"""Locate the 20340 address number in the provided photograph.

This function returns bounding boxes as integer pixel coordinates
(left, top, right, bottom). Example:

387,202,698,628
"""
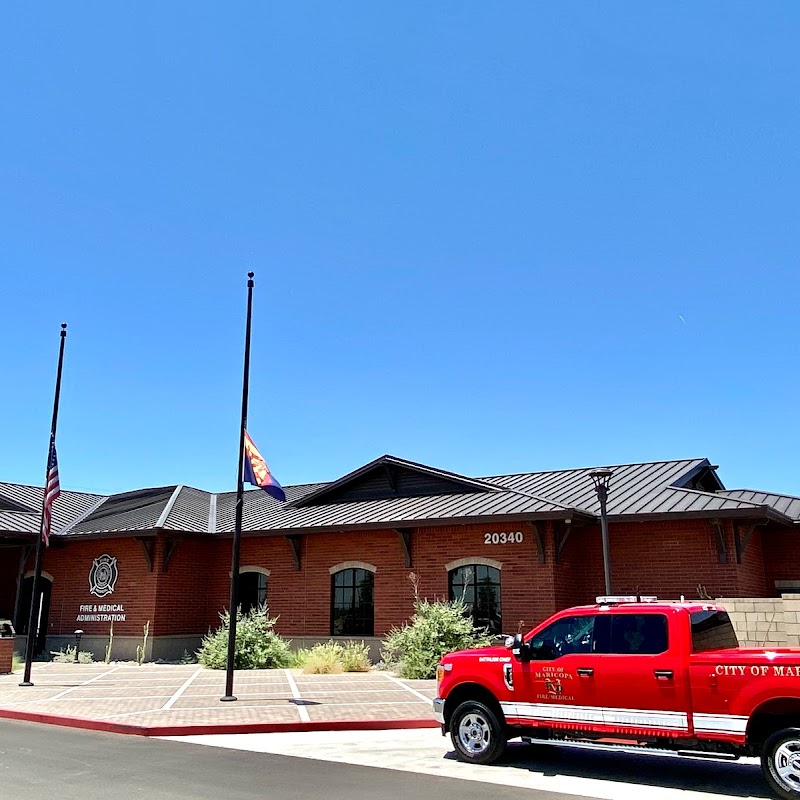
484,531,524,545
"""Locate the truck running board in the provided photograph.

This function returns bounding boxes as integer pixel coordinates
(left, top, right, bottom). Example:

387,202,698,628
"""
520,738,740,762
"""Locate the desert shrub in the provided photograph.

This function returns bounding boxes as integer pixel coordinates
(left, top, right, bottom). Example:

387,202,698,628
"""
298,640,372,673
197,606,292,670
381,598,493,679
51,646,94,664
302,641,344,674
340,640,371,672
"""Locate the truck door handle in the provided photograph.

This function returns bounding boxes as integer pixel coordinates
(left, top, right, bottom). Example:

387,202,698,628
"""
654,670,674,680
576,668,594,677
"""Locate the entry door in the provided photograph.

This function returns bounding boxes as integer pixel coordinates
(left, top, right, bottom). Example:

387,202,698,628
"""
592,612,690,736
511,614,602,730
17,576,52,655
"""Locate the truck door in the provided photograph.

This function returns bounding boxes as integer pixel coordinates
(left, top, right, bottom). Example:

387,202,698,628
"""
593,610,690,736
511,613,604,730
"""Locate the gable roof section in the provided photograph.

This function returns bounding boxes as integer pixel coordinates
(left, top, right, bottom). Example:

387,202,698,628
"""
483,458,713,516
291,455,502,508
68,486,179,534
0,482,105,538
718,489,800,522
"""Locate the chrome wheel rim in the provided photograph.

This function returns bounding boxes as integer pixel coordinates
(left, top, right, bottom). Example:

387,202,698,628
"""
773,739,800,790
457,711,491,756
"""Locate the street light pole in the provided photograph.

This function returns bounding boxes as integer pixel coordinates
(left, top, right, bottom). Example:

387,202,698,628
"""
589,468,614,596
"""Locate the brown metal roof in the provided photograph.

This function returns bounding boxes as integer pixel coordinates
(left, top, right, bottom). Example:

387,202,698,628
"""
0,456,794,539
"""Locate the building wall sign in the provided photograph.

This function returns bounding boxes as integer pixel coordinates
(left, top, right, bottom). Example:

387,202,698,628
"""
77,603,126,623
89,554,119,598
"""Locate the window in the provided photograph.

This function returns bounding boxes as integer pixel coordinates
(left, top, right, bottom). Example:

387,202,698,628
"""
449,564,502,635
531,615,596,660
609,613,668,655
331,568,374,636
691,610,739,652
239,571,267,614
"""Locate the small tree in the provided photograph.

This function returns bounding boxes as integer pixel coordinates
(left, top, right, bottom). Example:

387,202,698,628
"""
197,606,292,670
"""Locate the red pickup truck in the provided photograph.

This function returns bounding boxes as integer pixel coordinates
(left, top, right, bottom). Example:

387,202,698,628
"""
433,597,800,800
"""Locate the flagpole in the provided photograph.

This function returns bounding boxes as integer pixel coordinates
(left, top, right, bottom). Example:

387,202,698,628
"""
222,273,254,702
21,323,67,687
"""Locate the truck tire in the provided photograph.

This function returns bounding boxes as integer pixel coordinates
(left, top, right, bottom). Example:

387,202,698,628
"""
762,727,800,799
450,700,507,765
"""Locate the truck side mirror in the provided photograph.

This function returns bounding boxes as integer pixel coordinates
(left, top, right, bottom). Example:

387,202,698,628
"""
510,633,531,662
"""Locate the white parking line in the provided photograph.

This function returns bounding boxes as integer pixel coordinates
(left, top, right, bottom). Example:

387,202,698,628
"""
383,674,435,704
284,669,311,722
162,668,204,710
48,666,124,701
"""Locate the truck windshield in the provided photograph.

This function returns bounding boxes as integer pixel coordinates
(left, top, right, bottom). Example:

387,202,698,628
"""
690,610,739,652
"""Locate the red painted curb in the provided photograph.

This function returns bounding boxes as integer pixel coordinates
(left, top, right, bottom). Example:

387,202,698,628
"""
0,707,440,738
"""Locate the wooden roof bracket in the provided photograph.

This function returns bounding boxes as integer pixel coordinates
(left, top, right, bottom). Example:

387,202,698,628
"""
554,521,572,564
734,519,769,564
285,534,302,571
711,519,727,563
163,538,179,573
137,537,156,572
396,528,413,568
531,522,545,564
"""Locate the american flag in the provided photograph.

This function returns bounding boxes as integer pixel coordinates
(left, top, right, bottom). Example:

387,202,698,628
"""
42,439,61,546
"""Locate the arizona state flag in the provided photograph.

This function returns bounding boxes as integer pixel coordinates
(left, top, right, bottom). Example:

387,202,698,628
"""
243,432,286,501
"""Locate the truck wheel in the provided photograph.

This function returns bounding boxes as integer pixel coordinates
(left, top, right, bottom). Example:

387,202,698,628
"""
762,728,800,799
450,700,507,765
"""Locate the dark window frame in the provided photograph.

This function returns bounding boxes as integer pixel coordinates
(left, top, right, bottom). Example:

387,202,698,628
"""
239,570,268,615
330,568,374,636
448,564,502,635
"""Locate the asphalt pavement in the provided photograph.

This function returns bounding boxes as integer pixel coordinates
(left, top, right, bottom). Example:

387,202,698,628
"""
0,719,586,800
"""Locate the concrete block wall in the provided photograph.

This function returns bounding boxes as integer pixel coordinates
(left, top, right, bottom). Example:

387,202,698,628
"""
718,594,800,648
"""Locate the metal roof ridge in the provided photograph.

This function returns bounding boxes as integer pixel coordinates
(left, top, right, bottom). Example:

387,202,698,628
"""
480,457,708,480
156,485,184,529
54,494,110,537
500,486,596,517
208,493,217,533
667,485,764,507
720,487,800,502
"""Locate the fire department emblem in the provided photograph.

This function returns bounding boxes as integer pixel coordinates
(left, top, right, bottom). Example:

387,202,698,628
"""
545,678,564,696
89,554,118,598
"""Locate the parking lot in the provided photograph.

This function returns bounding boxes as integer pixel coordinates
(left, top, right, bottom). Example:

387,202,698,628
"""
0,663,438,733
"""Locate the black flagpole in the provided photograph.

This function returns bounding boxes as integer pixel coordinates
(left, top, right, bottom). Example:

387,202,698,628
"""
21,323,67,687
222,273,254,702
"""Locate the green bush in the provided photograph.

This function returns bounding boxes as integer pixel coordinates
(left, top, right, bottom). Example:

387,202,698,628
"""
51,646,94,664
381,598,493,679
197,606,292,670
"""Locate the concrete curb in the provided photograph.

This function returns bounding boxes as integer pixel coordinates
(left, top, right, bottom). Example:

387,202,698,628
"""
0,707,441,737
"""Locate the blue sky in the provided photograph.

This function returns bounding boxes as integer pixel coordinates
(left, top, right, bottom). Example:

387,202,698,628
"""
1,3,798,497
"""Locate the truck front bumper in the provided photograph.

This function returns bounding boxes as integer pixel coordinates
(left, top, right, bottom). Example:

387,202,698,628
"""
433,697,445,726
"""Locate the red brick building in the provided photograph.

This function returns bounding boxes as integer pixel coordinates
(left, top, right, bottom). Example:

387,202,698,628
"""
1,455,798,660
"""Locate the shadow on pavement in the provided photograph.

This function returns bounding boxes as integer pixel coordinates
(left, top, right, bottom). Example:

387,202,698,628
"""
445,741,770,798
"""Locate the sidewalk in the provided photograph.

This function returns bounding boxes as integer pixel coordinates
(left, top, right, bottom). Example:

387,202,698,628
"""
0,663,439,737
